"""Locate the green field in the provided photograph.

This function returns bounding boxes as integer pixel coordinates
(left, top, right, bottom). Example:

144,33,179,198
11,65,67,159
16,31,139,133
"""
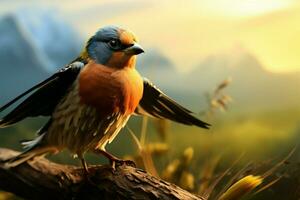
0,107,299,199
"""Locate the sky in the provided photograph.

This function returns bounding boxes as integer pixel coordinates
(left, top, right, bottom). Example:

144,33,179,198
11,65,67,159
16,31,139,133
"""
0,0,300,73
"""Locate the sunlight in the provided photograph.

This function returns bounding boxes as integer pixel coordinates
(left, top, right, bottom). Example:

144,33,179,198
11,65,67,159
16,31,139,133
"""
196,0,294,18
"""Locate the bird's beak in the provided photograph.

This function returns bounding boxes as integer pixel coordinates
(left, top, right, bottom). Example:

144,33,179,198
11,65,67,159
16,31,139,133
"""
124,43,144,55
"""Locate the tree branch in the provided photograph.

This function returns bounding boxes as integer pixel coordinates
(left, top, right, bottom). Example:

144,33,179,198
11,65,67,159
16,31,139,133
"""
0,148,205,200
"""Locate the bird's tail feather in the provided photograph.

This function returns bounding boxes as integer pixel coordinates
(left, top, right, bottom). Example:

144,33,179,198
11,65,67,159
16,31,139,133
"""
20,133,45,150
0,119,9,128
3,133,53,168
3,147,51,168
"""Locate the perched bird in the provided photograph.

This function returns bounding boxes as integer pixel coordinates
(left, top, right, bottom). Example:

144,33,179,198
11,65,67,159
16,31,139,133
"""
0,26,210,172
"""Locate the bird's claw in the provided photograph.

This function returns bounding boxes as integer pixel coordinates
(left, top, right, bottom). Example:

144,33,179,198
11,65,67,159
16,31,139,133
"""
93,149,136,169
111,158,136,169
122,159,136,167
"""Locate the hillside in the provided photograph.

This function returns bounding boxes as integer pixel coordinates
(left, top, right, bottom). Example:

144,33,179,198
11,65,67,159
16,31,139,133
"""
0,10,82,104
186,46,300,111
137,48,181,91
0,10,299,113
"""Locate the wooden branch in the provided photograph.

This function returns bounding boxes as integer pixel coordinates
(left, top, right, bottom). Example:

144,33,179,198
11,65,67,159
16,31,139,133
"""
0,148,205,200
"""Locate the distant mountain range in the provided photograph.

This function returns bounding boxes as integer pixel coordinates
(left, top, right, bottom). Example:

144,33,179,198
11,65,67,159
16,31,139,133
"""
0,11,299,113
137,48,182,91
138,46,300,111
0,10,82,103
184,47,300,111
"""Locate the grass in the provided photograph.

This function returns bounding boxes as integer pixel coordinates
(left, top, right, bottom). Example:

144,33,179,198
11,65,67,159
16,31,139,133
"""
0,104,299,199
110,107,300,200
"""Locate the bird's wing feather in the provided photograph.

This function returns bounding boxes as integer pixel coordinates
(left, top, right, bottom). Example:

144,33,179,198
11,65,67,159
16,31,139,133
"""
0,61,85,128
135,78,210,129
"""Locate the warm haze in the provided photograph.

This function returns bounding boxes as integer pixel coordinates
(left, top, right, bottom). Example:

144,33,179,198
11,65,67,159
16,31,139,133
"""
1,0,300,73
0,1,300,199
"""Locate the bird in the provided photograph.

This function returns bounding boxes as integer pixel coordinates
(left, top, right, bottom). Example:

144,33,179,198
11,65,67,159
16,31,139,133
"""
0,25,210,172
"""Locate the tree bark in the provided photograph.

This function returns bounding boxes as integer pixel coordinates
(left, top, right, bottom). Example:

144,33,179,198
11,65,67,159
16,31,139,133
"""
0,148,205,200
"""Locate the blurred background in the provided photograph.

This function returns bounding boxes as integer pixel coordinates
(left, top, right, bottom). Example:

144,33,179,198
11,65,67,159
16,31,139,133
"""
0,0,300,199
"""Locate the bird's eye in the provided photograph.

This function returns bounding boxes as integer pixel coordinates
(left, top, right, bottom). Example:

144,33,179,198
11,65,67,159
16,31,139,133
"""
108,39,120,49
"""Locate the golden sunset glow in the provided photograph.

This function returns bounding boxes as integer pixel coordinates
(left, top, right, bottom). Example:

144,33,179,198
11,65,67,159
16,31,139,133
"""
0,2,300,199
2,0,300,73
194,0,294,17
83,0,299,73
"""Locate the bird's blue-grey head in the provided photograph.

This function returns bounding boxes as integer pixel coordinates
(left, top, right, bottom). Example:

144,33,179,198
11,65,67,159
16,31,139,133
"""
85,25,144,68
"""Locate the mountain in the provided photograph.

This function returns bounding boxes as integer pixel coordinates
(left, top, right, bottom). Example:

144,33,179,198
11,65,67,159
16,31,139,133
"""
0,10,82,104
137,48,182,92
186,46,300,111
14,10,83,71
1,10,298,113
0,11,179,106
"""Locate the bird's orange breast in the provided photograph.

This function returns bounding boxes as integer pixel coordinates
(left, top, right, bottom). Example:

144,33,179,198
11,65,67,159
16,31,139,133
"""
78,61,143,116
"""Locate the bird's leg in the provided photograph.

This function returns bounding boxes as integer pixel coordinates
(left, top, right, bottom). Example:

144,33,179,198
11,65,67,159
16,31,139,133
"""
80,158,89,174
93,149,136,169
78,154,89,176
79,156,99,185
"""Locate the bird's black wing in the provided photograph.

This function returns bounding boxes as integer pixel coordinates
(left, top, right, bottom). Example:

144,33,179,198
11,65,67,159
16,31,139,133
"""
0,61,85,128
135,78,210,129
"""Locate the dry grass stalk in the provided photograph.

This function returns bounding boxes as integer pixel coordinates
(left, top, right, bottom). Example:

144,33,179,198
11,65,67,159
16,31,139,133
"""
204,77,233,117
218,175,263,200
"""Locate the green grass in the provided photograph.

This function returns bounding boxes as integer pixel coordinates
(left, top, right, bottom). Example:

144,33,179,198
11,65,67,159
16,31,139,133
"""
0,108,299,166
0,108,299,200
